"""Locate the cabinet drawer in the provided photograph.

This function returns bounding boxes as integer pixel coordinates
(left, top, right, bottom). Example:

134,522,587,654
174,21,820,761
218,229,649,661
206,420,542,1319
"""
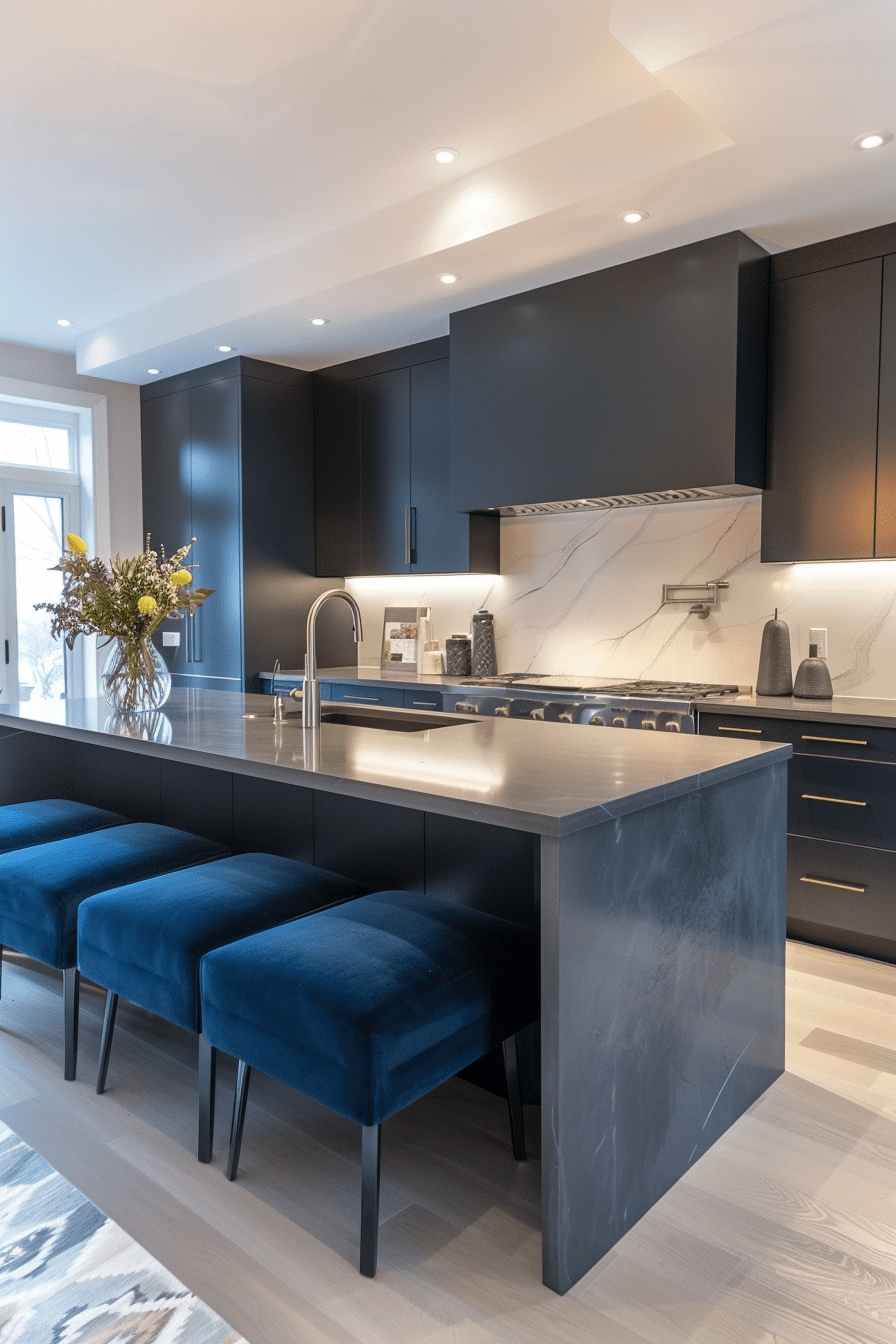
787,834,896,941
700,711,896,762
402,690,444,711
327,683,404,708
788,755,896,849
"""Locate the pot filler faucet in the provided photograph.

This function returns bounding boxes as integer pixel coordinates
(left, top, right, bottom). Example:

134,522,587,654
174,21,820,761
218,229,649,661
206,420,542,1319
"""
302,588,364,730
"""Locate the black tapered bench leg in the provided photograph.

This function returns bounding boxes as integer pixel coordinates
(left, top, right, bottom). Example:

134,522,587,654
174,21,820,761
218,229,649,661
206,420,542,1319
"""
95,991,119,1094
198,1035,217,1163
360,1123,381,1277
226,1060,251,1181
502,1032,527,1161
63,967,80,1081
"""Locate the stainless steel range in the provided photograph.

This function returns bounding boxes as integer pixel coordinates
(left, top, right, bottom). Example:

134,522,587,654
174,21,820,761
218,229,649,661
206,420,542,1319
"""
440,675,746,733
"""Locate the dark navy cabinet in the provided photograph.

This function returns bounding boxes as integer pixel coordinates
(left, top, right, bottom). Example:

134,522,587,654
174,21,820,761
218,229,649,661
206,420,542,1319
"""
700,709,896,962
142,357,355,692
449,230,769,513
314,339,499,577
762,222,896,561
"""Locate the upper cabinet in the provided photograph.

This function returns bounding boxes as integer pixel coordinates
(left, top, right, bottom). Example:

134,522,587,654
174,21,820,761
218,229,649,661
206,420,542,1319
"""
448,231,769,514
142,357,355,692
762,223,896,562
314,340,499,577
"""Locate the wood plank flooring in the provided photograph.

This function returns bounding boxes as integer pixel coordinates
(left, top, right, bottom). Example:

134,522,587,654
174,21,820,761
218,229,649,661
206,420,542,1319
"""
2,940,896,1342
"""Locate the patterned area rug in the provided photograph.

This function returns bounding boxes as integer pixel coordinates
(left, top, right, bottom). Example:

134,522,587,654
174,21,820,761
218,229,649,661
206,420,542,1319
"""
0,1121,245,1343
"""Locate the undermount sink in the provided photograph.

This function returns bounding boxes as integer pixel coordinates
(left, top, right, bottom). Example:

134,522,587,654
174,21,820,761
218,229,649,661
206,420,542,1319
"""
319,709,467,733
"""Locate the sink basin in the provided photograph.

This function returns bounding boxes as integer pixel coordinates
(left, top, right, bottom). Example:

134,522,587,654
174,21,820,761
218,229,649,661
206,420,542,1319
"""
319,709,467,733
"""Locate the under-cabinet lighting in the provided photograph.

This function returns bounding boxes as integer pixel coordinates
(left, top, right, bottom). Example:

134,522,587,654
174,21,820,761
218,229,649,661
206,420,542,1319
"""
852,131,892,150
619,210,649,224
56,318,71,327
432,147,459,164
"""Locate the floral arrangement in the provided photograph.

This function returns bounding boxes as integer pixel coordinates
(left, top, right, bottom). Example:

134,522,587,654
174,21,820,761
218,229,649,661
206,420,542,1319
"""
36,533,213,706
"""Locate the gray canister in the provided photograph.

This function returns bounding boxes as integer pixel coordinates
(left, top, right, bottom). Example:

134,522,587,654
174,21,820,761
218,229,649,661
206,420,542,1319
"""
471,609,498,677
445,634,472,677
793,644,834,699
756,609,793,696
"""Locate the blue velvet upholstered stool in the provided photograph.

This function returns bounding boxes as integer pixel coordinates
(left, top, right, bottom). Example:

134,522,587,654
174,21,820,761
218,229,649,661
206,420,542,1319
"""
78,853,369,1160
200,890,540,1277
0,823,228,1079
0,799,128,1003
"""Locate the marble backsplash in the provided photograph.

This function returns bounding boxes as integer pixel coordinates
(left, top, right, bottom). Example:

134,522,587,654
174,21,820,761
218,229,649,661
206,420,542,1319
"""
345,496,896,698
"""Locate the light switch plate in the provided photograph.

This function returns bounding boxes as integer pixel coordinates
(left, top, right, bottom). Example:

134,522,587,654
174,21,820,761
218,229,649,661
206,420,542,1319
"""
809,627,827,658
162,631,180,647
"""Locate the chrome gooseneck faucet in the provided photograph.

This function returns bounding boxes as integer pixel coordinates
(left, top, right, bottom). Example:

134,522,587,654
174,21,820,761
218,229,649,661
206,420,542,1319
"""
303,589,363,729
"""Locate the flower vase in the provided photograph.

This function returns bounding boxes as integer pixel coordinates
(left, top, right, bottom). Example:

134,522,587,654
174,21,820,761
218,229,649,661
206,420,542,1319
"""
101,637,171,714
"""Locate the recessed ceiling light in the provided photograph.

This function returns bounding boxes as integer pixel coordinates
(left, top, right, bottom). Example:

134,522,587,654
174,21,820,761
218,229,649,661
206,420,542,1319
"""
432,147,459,164
439,273,460,284
56,318,71,327
217,345,233,353
852,131,893,150
310,318,329,326
619,210,649,224
147,368,161,375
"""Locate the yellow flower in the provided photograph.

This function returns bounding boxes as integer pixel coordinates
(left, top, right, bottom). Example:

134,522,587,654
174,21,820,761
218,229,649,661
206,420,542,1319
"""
66,533,88,554
137,595,157,615
170,570,193,587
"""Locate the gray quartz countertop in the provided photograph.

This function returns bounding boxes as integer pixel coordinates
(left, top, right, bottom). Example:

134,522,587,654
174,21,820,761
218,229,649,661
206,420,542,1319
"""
0,690,789,838
262,665,465,690
699,692,896,727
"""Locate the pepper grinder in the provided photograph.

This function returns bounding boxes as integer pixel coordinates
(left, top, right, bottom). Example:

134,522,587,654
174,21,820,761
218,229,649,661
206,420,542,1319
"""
793,643,834,699
755,609,793,696
471,609,498,677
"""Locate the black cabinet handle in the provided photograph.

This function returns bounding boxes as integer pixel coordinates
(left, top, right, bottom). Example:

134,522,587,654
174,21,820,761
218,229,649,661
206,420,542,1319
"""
801,793,866,807
799,875,866,893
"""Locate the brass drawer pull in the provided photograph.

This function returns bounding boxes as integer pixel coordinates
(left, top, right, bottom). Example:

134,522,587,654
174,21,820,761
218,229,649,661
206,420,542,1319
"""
717,725,762,734
800,793,867,807
800,876,867,894
801,734,868,746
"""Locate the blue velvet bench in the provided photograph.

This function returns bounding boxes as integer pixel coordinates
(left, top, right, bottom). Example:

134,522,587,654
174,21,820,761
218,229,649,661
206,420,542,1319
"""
0,822,228,1079
200,890,540,1277
0,799,128,1000
77,853,369,1160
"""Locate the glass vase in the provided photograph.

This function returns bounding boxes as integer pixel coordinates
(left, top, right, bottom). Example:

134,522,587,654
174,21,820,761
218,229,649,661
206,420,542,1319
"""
101,637,171,714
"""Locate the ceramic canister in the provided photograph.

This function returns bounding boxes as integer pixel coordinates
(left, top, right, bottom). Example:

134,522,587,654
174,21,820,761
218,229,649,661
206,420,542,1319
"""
755,609,793,696
445,634,472,677
471,609,498,677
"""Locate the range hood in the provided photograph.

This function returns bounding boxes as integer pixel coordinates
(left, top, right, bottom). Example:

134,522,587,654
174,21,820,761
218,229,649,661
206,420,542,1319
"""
450,231,769,516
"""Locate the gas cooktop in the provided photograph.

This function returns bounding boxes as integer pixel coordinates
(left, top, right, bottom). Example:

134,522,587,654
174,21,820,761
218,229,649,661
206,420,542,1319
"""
459,675,742,699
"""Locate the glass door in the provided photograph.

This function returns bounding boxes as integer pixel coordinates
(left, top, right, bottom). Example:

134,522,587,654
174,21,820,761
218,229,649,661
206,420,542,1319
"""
1,486,78,702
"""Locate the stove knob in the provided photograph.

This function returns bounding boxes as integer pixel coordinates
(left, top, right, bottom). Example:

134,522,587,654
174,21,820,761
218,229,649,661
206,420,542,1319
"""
527,706,545,720
612,715,627,728
493,702,511,717
641,716,657,730
454,701,479,714
588,713,605,726
664,718,681,732
558,709,573,723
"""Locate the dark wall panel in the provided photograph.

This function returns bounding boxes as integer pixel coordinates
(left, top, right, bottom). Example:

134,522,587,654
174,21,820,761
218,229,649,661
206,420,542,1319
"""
312,791,424,890
66,741,162,822
159,760,234,849
232,774,314,862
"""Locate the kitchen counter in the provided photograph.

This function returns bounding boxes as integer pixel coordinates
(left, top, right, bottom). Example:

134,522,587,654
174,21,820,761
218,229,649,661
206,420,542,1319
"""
701,692,896,726
0,690,788,1295
262,664,469,690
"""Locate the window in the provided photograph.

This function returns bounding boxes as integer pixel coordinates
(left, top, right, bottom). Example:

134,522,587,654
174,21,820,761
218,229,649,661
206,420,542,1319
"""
0,402,83,702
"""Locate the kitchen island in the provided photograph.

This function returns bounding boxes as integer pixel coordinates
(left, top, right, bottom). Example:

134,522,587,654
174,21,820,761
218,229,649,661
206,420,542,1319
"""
0,690,790,1294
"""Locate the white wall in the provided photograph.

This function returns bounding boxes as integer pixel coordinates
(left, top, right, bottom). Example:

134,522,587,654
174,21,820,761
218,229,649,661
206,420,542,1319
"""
346,496,896,699
0,340,142,557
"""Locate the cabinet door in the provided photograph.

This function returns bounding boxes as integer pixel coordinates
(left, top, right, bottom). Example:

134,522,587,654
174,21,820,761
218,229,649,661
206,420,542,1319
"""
359,368,410,575
141,389,192,678
762,259,882,561
314,377,361,577
188,380,242,684
410,359,464,573
875,254,896,554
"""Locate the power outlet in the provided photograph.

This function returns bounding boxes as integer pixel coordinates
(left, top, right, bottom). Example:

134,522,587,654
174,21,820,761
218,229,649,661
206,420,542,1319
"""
162,631,181,647
809,627,827,658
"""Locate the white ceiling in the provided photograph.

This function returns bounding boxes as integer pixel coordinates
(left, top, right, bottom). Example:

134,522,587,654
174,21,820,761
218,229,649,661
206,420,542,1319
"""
4,0,895,383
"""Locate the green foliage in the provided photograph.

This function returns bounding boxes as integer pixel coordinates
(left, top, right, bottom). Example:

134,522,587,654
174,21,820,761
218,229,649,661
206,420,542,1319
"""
36,535,214,650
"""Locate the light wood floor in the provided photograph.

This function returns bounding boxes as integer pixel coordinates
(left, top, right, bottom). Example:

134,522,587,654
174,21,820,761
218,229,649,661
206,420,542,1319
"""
2,941,896,1343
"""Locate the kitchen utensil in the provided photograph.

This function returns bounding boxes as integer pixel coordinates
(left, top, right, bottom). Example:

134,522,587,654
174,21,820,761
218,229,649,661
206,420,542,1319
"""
793,643,833,698
471,610,498,677
445,634,472,676
756,609,793,695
